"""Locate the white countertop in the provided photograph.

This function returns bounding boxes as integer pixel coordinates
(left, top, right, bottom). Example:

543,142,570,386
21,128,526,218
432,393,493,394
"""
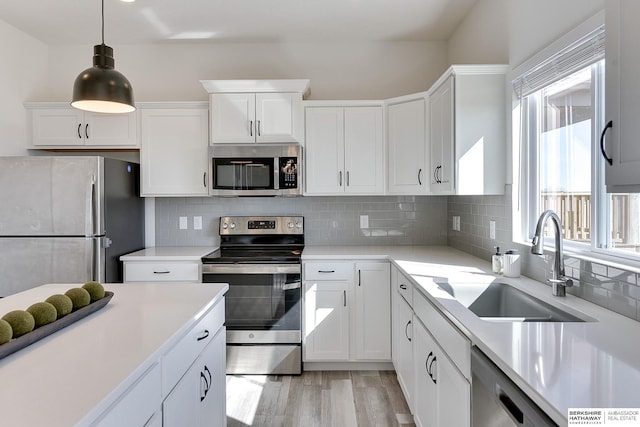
303,245,640,425
0,282,228,426
120,246,217,261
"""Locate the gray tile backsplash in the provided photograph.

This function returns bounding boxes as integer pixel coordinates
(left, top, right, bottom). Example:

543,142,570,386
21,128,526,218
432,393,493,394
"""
155,187,640,321
447,184,640,322
155,195,448,247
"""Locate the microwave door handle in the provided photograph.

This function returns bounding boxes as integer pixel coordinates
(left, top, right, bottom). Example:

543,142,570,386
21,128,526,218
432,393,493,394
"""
274,158,279,189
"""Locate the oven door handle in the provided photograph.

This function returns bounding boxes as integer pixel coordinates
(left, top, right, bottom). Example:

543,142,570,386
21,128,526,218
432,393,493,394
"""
283,281,302,291
202,264,301,274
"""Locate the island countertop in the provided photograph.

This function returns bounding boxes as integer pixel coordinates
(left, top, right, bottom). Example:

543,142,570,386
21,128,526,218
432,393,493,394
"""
0,282,227,427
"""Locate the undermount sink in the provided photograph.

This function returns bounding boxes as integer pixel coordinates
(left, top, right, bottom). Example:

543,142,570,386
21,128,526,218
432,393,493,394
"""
439,282,592,322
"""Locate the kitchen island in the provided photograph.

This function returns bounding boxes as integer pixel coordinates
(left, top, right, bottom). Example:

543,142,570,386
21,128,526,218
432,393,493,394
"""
0,282,228,426
303,245,640,425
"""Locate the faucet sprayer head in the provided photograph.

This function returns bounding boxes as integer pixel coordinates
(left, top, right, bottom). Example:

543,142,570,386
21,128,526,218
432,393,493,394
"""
531,235,544,255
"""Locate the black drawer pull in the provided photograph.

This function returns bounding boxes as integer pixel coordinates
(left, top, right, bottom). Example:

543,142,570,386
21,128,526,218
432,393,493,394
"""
153,270,170,274
318,270,335,273
196,329,210,341
399,284,407,290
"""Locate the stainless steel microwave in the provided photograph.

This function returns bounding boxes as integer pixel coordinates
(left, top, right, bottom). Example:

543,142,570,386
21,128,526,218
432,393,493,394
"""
209,144,302,196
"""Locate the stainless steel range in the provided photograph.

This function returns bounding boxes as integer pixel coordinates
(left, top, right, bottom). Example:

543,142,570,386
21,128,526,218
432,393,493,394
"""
202,216,303,375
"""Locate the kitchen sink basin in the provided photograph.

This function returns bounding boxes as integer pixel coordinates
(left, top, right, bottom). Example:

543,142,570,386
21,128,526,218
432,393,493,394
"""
439,282,590,322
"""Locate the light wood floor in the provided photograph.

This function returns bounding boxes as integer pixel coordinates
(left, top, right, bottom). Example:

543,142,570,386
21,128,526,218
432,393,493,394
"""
226,371,416,427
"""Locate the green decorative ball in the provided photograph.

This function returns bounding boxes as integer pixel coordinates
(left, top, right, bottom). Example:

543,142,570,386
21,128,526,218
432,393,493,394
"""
82,281,105,302
27,302,58,328
65,287,91,310
0,319,12,344
2,310,35,338
45,294,73,319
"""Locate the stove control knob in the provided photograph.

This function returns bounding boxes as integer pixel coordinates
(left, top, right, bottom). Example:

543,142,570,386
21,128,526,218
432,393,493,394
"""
287,222,294,229
222,222,228,229
295,222,302,229
230,223,236,230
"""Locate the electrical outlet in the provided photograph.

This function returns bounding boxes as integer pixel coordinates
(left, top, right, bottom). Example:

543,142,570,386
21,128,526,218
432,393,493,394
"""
360,215,369,229
193,216,202,230
452,216,460,231
489,220,496,239
179,216,188,230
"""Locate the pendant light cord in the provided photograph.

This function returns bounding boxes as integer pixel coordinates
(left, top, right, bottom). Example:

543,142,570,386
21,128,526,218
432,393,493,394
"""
101,0,105,45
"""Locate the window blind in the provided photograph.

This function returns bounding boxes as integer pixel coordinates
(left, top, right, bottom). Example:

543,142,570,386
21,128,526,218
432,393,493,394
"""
513,25,605,98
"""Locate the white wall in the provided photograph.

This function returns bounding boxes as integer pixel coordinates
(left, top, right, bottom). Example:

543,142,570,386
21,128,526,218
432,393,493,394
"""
0,19,48,156
41,41,448,103
447,0,509,64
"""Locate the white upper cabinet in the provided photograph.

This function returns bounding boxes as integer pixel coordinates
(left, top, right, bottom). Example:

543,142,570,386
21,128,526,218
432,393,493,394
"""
428,65,507,195
139,104,209,197
202,79,309,145
26,103,138,149
305,102,384,195
386,93,428,195
604,0,640,191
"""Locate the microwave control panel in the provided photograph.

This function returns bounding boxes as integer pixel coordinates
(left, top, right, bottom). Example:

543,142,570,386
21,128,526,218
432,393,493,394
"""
279,157,298,189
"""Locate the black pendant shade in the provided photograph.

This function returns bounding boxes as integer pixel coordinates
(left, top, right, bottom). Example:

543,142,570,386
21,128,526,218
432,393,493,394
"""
71,1,135,114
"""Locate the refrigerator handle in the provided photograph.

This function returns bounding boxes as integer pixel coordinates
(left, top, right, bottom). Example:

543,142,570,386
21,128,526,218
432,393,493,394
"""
91,181,98,236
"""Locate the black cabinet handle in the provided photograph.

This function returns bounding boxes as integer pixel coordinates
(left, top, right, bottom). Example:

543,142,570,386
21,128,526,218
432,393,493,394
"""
196,329,210,341
257,120,261,136
405,320,412,342
600,120,613,166
318,270,335,273
249,120,253,136
200,365,212,402
77,123,82,139
203,172,207,188
358,269,361,286
426,352,437,384
418,168,422,185
85,124,89,139
343,290,346,307
153,270,170,274
399,283,407,290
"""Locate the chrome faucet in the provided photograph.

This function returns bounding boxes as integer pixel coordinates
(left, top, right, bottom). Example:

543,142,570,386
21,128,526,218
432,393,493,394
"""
531,210,573,296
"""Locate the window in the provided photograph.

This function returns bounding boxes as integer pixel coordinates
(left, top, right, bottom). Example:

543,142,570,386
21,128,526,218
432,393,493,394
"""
515,14,640,263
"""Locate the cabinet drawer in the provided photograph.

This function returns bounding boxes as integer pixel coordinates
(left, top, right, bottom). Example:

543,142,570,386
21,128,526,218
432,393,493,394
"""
304,262,353,281
93,363,161,427
412,287,470,380
396,272,413,307
161,301,225,396
124,262,200,282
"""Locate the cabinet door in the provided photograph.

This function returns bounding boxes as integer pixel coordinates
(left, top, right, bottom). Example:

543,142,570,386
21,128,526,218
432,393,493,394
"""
429,75,455,194
413,318,470,427
354,262,390,360
344,107,384,194
303,281,350,361
210,93,256,143
605,0,640,190
255,93,299,143
387,98,427,195
393,293,414,412
413,319,438,427
140,108,209,196
30,107,85,147
304,107,345,194
84,111,138,147
163,328,226,427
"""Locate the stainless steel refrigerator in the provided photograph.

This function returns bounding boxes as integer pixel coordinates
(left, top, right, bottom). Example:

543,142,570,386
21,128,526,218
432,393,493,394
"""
0,156,144,297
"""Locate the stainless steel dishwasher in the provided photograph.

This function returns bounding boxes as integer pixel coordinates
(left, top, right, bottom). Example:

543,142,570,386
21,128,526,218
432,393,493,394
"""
472,346,558,427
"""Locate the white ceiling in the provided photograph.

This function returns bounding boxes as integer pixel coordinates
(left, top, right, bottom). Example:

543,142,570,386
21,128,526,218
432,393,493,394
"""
0,0,478,45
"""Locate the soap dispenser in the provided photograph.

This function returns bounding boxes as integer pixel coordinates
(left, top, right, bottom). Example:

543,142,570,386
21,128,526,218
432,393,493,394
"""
492,246,503,274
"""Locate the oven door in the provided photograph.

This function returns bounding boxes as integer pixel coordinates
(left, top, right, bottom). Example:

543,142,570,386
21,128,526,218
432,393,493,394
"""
202,263,301,344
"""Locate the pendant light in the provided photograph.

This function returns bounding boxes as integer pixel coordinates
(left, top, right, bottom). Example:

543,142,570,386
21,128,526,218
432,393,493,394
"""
71,0,135,113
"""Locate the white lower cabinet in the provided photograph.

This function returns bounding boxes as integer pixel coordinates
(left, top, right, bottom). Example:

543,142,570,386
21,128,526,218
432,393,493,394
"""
413,317,470,427
163,327,226,427
303,260,391,362
391,274,414,412
391,265,471,426
304,280,351,361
